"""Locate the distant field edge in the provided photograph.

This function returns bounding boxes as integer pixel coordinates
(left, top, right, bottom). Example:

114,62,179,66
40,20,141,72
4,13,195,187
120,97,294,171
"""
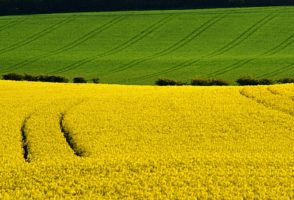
0,0,294,16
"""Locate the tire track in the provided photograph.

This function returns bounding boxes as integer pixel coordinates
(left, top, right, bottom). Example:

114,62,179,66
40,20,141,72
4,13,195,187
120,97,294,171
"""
148,14,276,78
0,19,26,33
207,14,275,58
208,32,294,77
167,13,276,73
118,14,275,82
1,16,125,73
0,16,74,56
206,14,294,77
267,87,294,101
60,113,85,156
59,99,87,157
21,116,31,163
49,14,174,74
207,59,254,77
46,16,125,56
110,15,225,74
239,88,294,117
263,33,294,56
99,14,175,57
20,99,87,162
256,63,294,78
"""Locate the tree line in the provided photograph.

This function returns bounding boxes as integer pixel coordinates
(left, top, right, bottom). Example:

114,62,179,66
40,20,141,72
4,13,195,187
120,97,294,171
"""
0,0,293,15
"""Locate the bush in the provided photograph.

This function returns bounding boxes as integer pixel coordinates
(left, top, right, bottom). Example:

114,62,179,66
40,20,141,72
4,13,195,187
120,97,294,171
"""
236,77,260,86
191,78,229,86
258,78,274,85
209,79,230,86
155,78,187,86
2,73,24,81
36,75,68,83
92,78,100,84
155,78,177,86
236,77,276,85
276,78,294,84
23,74,38,81
73,77,87,83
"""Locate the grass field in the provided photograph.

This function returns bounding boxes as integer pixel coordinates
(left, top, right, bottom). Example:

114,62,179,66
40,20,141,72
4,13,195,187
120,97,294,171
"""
0,80,293,198
0,6,293,84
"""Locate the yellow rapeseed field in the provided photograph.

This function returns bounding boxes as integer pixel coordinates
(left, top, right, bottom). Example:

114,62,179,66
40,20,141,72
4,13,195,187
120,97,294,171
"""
0,80,293,199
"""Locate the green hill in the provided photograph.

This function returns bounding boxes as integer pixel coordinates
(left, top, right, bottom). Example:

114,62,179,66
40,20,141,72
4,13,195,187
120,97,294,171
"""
0,6,293,84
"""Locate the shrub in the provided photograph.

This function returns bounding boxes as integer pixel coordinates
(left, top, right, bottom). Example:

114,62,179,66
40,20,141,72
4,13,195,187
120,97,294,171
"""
2,73,24,81
174,81,188,86
191,78,229,86
236,77,260,86
258,78,274,85
276,78,294,84
191,78,209,86
92,78,100,84
155,78,177,86
210,79,229,86
23,74,38,81
73,77,87,83
36,75,68,83
46,75,69,83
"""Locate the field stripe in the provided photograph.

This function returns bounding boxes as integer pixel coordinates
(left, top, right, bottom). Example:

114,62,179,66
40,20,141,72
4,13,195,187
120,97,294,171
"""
0,16,74,56
110,15,225,74
1,16,124,73
49,14,174,74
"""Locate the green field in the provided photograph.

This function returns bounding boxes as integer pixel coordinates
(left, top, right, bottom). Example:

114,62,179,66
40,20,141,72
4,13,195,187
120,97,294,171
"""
0,6,293,84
